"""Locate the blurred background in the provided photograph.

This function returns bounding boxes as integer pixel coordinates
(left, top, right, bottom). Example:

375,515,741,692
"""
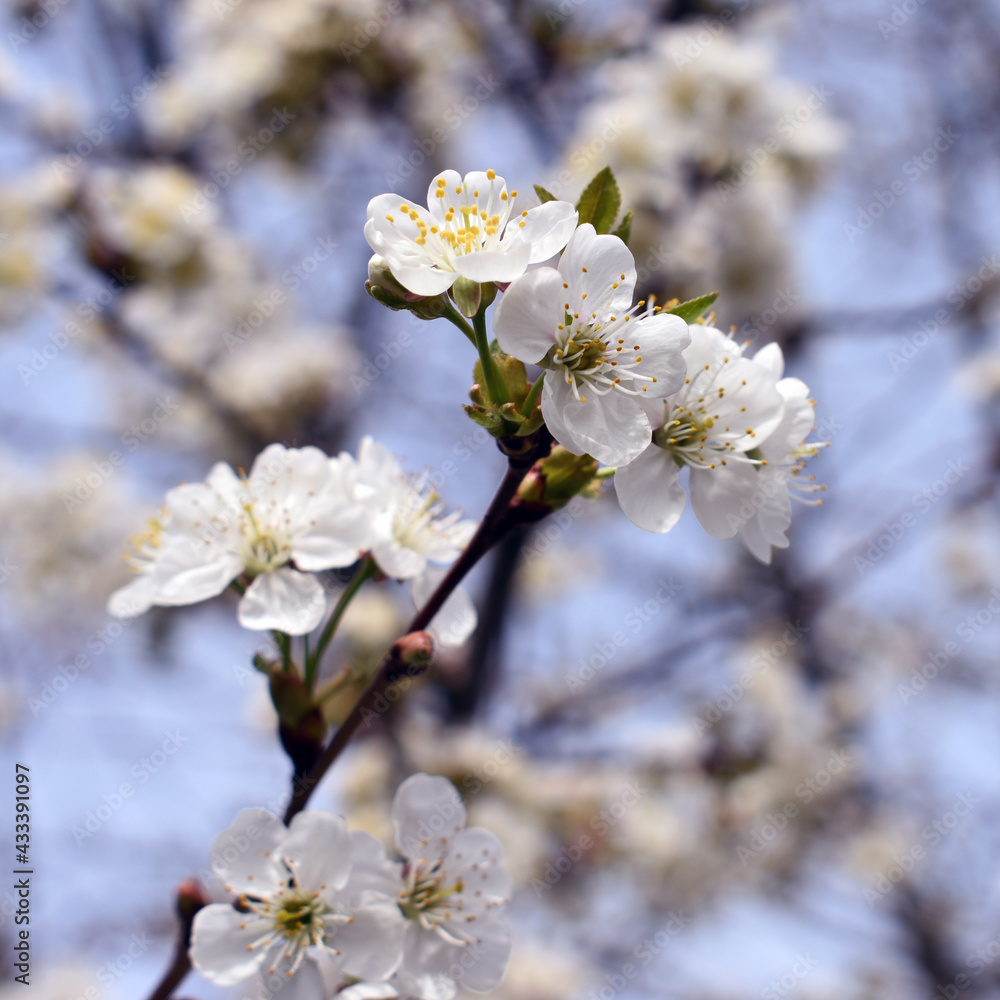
3,0,1000,996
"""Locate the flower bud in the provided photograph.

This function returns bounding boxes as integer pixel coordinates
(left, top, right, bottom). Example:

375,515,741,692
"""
366,255,448,319
393,630,434,669
516,447,600,511
176,878,208,923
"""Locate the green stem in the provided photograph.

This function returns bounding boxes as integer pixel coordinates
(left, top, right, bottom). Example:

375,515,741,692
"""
441,304,477,345
306,557,376,692
272,631,292,673
473,307,508,404
595,466,617,479
521,371,545,416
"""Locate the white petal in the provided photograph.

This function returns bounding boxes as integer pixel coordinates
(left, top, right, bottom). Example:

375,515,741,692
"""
411,569,477,648
330,890,407,981
557,223,635,315
282,810,353,894
398,925,459,1000
444,827,510,902
272,949,336,1000
689,465,760,539
614,446,687,534
625,312,691,396
452,242,532,283
189,904,269,984
346,830,403,898
338,982,399,1000
150,540,243,606
446,915,511,993
210,808,287,895
512,201,578,262
372,537,427,580
237,568,326,635
752,341,785,378
492,266,563,364
541,375,651,467
107,574,157,619
392,773,466,861
381,259,457,296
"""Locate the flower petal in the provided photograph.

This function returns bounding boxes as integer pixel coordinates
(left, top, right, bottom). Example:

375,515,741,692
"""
392,773,467,861
444,826,510,902
346,830,402,898
411,569,477,648
209,808,286,895
330,890,407,981
492,266,563,364
452,242,532,283
614,446,687,534
512,200,578,262
190,904,270,985
446,915,511,993
237,567,326,635
556,223,635,315
625,312,691,396
689,464,760,539
282,810,353,894
541,374,651,467
372,537,427,580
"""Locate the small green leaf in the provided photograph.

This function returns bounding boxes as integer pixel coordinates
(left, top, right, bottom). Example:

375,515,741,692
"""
665,291,719,324
533,184,557,204
611,209,633,245
463,404,501,432
576,167,621,235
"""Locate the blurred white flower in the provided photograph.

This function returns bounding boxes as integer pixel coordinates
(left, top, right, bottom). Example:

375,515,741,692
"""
190,808,405,993
615,324,784,538
494,223,690,466
341,437,478,647
350,773,512,1000
365,169,577,295
108,443,369,634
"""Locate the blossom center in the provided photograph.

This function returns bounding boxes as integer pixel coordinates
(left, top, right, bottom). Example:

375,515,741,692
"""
272,888,327,941
240,503,291,575
399,860,463,930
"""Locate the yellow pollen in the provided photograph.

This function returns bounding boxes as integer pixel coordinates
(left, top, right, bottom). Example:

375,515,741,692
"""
486,169,496,180
385,214,394,222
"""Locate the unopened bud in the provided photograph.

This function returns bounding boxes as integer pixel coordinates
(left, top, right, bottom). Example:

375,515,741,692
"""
517,446,600,509
176,878,208,923
367,254,448,318
393,630,434,668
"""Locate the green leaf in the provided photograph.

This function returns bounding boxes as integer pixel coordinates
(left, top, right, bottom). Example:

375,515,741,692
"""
665,291,719,324
576,167,621,235
611,209,633,245
534,184,557,204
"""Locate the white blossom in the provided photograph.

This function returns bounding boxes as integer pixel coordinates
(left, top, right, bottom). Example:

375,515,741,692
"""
190,808,405,997
364,169,577,296
614,323,785,539
493,224,690,466
108,443,369,634
340,437,478,647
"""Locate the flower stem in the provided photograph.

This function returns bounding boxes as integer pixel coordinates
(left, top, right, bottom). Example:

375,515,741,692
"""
521,371,545,416
441,303,477,345
473,307,509,405
306,557,376,692
282,437,549,824
272,630,293,672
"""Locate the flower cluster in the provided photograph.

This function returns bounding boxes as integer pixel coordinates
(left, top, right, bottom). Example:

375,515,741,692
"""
108,438,477,642
191,774,510,1000
364,168,825,563
614,327,826,562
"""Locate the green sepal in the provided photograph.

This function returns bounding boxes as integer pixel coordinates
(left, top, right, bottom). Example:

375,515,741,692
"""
451,275,482,318
516,446,601,510
576,166,621,235
664,291,719,324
